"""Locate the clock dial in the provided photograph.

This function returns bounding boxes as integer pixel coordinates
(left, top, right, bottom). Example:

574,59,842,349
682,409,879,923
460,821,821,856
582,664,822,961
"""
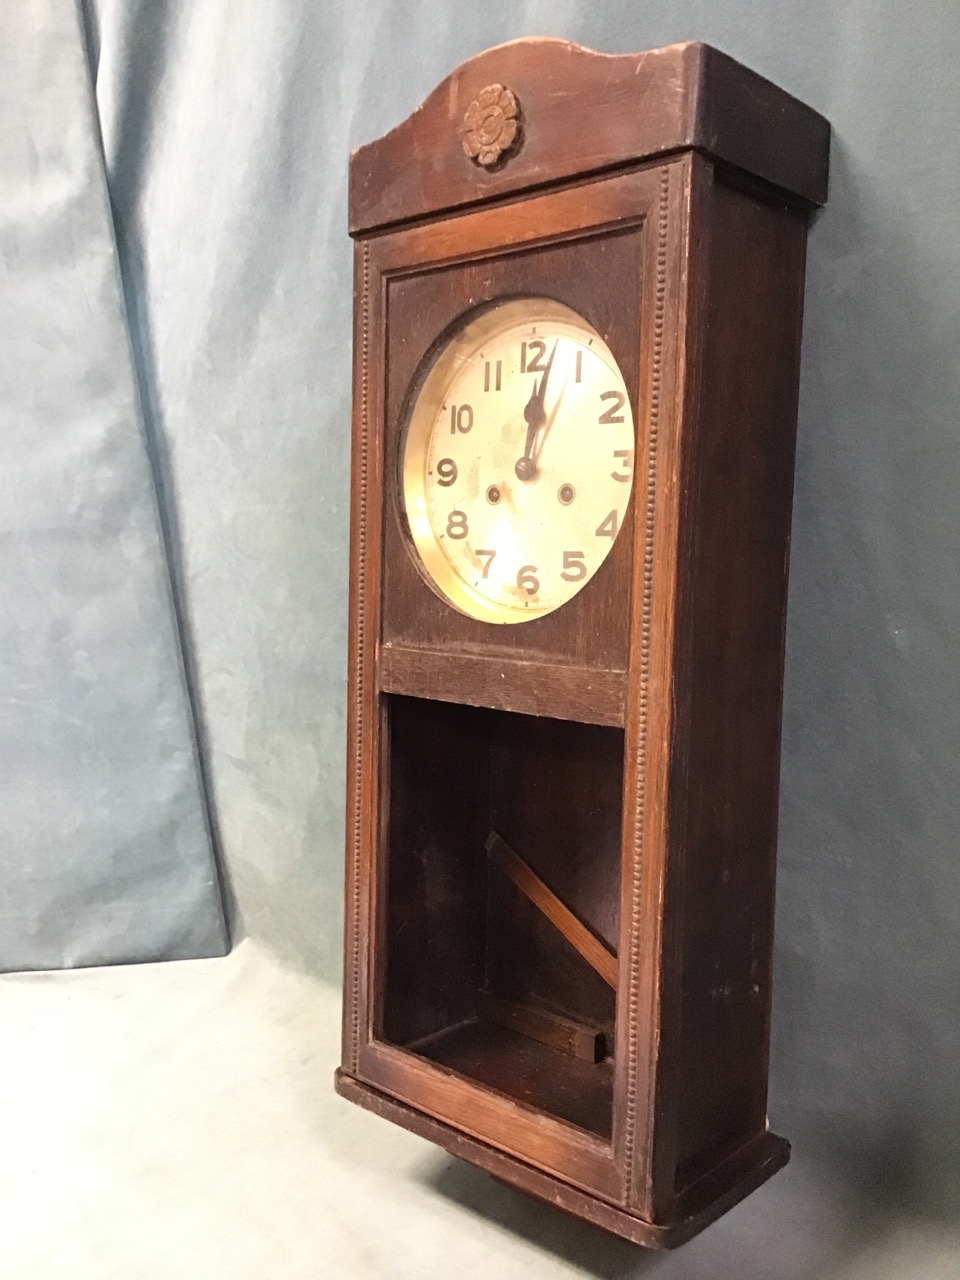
401,298,635,624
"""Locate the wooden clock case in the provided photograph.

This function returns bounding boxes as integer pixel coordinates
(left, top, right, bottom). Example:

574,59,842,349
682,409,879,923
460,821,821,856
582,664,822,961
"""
335,39,829,1248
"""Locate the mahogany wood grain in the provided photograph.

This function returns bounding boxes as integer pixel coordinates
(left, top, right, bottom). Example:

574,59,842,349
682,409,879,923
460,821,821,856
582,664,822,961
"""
356,1038,620,1200
336,1070,791,1249
378,644,626,726
476,990,607,1064
379,698,620,1157
349,39,829,234
484,712,621,1044
407,1018,614,1136
380,695,489,1049
486,831,618,989
378,213,645,675
666,161,810,1192
340,37,828,1247
612,157,690,1220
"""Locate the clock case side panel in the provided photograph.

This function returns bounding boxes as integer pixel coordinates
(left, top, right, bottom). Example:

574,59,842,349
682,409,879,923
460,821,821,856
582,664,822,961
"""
645,154,812,1218
612,158,690,1222
341,241,387,1077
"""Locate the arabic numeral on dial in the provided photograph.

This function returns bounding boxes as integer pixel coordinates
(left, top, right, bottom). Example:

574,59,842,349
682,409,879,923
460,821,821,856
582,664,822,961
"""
598,390,625,424
476,549,496,578
483,361,502,392
611,449,633,481
449,404,473,434
560,550,586,582
520,339,547,374
436,458,457,487
595,510,619,539
446,510,468,539
517,565,539,594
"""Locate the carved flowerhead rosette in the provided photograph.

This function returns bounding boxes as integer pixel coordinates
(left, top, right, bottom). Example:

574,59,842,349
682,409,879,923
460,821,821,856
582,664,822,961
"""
462,84,521,167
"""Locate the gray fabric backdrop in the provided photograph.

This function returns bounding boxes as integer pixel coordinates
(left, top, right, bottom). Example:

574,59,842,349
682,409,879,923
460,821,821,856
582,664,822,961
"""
12,0,959,1248
0,0,225,969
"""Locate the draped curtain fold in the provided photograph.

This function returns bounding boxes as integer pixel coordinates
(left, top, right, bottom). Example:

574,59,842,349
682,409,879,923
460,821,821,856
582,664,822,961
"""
0,0,226,970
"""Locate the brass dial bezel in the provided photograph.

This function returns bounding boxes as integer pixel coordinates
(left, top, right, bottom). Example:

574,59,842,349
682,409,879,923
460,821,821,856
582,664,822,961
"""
400,297,634,625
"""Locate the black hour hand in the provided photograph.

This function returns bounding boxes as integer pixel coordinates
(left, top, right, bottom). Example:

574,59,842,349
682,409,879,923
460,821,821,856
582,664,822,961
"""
516,342,558,480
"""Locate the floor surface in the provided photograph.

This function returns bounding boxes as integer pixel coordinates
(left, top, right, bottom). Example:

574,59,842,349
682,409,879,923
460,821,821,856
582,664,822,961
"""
1,942,956,1279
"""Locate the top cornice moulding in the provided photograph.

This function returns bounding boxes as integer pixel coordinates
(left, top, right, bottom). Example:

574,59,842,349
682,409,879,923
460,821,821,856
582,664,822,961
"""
348,38,830,235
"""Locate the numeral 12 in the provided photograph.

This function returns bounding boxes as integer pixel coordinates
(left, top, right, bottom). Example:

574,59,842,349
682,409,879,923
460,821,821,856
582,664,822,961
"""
520,340,547,374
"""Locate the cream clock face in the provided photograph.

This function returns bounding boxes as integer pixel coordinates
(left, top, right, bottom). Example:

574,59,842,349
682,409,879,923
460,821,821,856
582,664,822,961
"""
401,299,635,624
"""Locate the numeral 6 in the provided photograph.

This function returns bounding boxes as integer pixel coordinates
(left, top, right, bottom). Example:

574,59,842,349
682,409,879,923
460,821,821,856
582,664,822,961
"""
517,565,540,594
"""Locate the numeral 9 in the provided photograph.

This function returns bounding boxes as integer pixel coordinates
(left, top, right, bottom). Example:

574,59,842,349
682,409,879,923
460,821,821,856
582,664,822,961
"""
436,458,458,487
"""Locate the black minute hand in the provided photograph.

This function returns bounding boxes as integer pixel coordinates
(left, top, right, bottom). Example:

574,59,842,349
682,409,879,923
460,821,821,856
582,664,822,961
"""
515,340,558,482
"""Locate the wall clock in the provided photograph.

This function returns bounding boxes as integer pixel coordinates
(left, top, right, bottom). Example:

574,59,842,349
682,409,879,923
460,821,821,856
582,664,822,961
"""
336,38,829,1248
